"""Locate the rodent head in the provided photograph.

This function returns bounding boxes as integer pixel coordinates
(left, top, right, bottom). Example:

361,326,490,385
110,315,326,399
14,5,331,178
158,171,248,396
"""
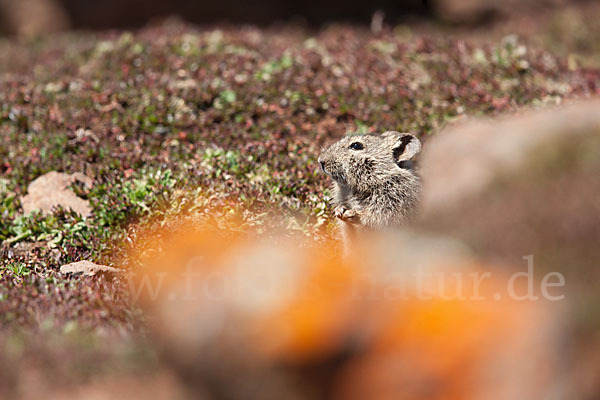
318,131,421,192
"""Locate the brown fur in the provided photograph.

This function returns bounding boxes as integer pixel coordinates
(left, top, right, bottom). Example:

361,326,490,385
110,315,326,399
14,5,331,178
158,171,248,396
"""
318,131,422,246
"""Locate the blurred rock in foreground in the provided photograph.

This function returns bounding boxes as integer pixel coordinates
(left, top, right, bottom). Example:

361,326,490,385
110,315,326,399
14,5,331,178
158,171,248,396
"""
418,99,600,399
419,99,600,269
129,224,566,400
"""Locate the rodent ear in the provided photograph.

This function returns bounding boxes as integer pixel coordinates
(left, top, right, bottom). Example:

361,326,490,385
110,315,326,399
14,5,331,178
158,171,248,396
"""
385,132,421,162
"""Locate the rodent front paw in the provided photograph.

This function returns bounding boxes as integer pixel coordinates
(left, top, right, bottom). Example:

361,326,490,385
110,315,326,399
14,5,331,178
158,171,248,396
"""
334,206,360,223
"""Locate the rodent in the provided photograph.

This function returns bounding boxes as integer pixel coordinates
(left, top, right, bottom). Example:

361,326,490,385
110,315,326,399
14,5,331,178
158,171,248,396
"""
318,131,422,246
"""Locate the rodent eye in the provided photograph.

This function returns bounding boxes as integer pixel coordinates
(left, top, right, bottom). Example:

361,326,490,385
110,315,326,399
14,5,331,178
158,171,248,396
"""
349,142,364,150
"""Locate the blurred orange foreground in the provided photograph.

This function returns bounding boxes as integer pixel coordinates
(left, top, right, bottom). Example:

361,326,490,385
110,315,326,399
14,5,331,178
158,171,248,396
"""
129,221,563,400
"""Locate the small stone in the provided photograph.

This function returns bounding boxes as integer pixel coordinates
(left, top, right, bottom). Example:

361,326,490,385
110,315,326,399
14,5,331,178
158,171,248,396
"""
21,171,93,217
60,260,122,276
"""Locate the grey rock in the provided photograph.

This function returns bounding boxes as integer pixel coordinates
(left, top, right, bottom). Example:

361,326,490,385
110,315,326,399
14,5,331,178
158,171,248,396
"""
419,100,600,218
